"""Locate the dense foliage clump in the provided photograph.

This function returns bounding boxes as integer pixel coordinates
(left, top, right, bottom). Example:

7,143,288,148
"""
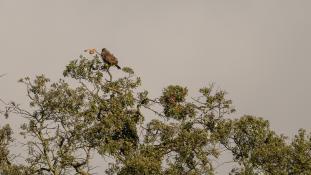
1,54,311,175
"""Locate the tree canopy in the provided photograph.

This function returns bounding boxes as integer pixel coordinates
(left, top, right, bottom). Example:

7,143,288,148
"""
1,52,311,175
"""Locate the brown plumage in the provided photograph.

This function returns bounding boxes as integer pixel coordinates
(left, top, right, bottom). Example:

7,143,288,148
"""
100,48,121,69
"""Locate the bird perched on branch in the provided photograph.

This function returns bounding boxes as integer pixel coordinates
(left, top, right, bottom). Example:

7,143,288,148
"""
84,48,121,70
100,48,121,69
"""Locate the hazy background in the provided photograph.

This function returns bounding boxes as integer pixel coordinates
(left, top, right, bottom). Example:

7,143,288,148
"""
1,0,311,173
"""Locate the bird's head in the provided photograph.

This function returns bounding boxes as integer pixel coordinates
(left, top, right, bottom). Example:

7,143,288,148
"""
102,48,108,53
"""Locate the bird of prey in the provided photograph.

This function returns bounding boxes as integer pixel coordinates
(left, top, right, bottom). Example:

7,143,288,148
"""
100,48,121,69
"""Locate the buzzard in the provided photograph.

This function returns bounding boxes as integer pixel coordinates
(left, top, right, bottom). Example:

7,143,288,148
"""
100,48,121,69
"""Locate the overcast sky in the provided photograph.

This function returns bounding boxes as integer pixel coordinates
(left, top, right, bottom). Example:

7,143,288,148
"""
1,0,311,173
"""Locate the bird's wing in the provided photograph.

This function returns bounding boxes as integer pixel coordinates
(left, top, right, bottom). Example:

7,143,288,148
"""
105,53,118,65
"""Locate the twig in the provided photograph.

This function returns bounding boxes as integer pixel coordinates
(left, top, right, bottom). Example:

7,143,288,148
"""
106,68,112,82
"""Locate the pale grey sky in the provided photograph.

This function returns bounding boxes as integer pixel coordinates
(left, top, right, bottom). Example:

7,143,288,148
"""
0,0,311,173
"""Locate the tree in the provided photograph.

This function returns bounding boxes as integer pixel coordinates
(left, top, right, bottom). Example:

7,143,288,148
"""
1,51,311,175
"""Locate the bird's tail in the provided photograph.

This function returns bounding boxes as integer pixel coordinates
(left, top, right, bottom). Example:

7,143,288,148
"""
116,65,121,69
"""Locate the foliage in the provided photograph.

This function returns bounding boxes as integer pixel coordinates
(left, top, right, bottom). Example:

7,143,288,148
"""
1,53,311,175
